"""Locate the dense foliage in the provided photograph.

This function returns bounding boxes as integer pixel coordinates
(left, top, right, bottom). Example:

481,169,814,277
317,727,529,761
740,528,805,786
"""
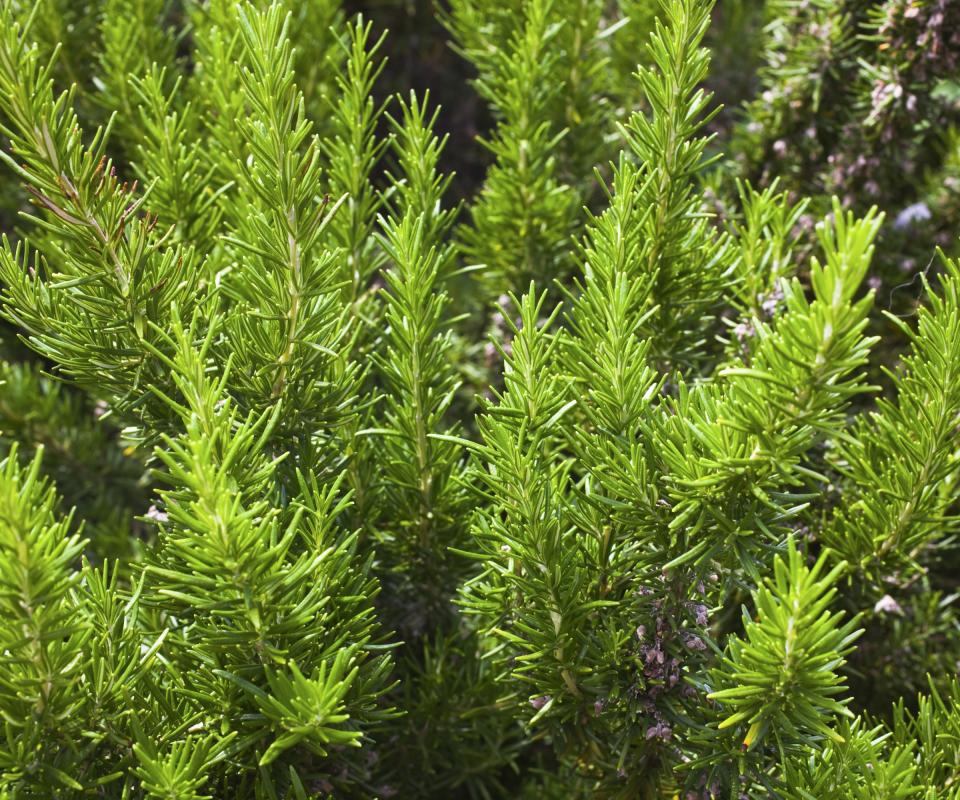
1,0,959,797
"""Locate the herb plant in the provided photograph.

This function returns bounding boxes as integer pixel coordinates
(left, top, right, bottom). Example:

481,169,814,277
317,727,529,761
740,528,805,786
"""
1,0,959,797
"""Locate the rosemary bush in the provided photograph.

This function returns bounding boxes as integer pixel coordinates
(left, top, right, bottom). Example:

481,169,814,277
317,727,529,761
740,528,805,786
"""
1,0,959,797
